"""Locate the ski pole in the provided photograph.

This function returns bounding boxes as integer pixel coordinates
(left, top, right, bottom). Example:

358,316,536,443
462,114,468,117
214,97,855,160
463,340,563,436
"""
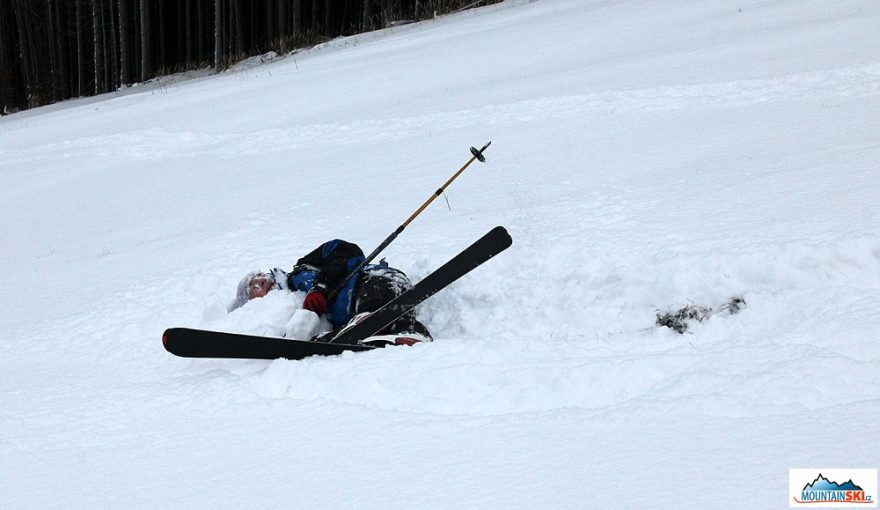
327,141,492,301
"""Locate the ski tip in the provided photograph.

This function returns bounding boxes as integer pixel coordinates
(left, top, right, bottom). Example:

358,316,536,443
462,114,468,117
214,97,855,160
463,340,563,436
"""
490,225,513,246
162,328,180,350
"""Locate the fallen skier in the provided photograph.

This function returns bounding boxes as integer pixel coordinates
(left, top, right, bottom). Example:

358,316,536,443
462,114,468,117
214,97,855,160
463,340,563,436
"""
229,238,432,344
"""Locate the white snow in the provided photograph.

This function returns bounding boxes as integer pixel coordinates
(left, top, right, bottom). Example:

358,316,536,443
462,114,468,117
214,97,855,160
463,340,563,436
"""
2,0,880,507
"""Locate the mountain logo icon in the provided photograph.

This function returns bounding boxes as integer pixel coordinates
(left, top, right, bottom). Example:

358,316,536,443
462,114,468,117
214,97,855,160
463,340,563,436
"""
804,474,864,493
791,470,877,507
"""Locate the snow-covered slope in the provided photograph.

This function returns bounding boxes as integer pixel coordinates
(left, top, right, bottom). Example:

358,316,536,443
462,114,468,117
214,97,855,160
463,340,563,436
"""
2,0,879,507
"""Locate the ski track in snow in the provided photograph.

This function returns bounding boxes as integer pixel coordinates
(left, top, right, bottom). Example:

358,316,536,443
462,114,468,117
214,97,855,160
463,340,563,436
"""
2,63,880,166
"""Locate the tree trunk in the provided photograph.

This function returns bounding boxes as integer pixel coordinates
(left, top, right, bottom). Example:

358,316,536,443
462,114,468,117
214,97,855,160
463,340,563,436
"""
46,0,59,101
92,0,105,94
232,0,242,55
119,0,130,84
197,0,204,63
362,0,370,31
157,0,165,71
12,1,32,106
277,0,286,49
0,1,22,112
292,0,300,36
185,0,193,64
311,0,318,34
0,3,8,111
106,0,117,90
75,0,86,95
214,0,222,68
54,0,69,97
265,0,274,46
139,0,150,80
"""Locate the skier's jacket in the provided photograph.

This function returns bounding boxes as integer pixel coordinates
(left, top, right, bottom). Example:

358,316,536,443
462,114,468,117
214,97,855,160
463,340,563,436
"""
285,240,366,327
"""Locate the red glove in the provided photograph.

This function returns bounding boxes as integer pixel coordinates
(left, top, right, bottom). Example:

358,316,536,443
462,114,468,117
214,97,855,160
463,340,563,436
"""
303,289,328,315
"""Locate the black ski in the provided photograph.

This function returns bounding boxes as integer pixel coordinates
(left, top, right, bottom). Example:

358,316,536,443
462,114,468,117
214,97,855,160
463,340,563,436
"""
162,328,374,360
329,225,512,344
162,226,512,360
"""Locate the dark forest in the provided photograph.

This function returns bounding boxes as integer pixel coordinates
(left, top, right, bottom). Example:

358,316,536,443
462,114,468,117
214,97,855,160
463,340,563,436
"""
0,0,497,114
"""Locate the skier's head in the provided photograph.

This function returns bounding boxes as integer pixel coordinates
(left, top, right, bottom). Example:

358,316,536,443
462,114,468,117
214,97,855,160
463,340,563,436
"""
228,271,278,311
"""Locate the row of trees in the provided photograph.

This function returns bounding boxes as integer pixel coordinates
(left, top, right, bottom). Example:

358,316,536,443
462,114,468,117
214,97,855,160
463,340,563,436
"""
0,0,497,115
